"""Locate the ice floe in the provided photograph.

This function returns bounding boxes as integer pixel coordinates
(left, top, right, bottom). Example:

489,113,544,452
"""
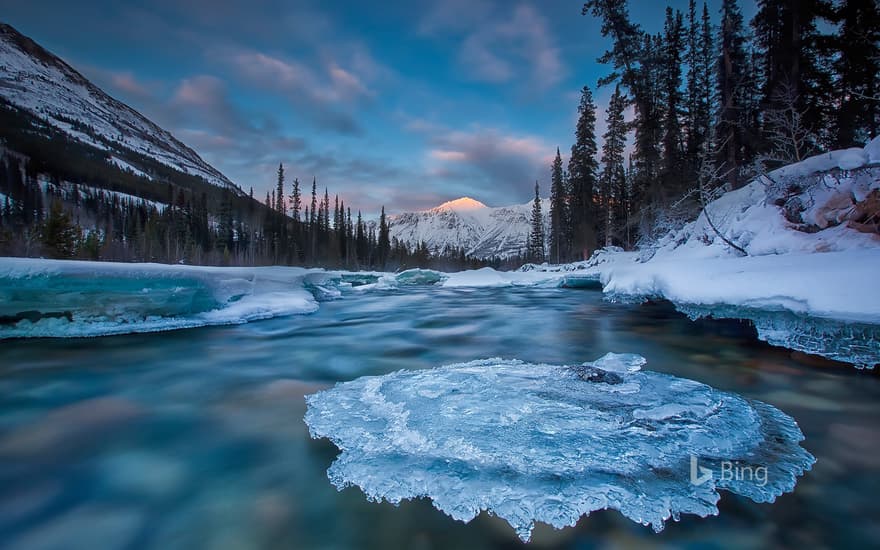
305,354,815,541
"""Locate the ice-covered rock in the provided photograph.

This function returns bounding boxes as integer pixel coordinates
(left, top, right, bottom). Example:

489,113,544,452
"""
305,354,815,541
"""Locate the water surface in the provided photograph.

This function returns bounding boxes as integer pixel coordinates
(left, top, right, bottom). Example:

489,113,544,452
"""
1,287,878,549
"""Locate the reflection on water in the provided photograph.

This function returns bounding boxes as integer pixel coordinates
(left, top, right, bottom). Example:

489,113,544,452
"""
0,287,879,549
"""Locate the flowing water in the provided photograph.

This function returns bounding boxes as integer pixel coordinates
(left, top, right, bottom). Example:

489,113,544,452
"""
0,287,878,549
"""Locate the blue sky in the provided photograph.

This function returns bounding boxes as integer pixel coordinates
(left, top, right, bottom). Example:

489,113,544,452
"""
1,0,753,215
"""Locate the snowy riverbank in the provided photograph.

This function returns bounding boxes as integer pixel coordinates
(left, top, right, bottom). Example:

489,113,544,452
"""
517,139,880,366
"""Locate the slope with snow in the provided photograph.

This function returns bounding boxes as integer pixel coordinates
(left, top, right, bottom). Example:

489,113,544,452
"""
517,138,880,367
389,196,550,259
0,23,240,193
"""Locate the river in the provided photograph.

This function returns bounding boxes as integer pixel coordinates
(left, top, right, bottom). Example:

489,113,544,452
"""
1,287,878,549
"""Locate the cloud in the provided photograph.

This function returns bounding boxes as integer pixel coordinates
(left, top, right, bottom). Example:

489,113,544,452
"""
224,49,382,135
417,0,494,35
430,150,468,162
79,65,161,103
420,2,564,90
408,119,555,205
167,75,256,138
108,71,151,97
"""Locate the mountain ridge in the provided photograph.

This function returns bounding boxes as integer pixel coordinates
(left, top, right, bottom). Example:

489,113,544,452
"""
389,196,550,259
0,22,240,194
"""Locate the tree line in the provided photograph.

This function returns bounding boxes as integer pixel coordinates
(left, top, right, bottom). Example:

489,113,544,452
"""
0,151,493,271
0,92,494,271
531,0,879,263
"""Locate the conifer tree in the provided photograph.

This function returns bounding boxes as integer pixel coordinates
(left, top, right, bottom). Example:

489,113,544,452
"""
42,200,77,258
528,181,545,263
567,85,599,258
377,206,390,268
686,1,716,183
290,178,301,223
833,0,880,146
717,0,751,185
310,178,318,227
599,85,628,247
661,7,686,195
355,210,366,265
275,163,285,214
548,148,566,263
752,0,836,153
686,0,701,158
322,189,330,234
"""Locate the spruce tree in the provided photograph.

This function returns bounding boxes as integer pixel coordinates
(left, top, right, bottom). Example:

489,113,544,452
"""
599,85,628,248
275,163,285,214
290,178,301,223
717,0,750,185
686,2,716,183
752,0,836,154
548,148,566,263
833,0,880,146
42,200,77,258
567,85,599,259
356,210,366,265
661,7,686,196
686,0,701,164
310,178,318,227
698,2,716,151
631,32,664,230
377,206,391,268
528,181,545,263
322,189,330,234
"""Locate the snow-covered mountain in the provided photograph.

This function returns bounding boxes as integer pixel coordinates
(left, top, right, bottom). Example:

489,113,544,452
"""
389,196,550,259
0,23,240,193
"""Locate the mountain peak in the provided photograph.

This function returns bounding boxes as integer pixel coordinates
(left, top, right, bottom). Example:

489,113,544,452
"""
433,197,488,212
391,197,548,259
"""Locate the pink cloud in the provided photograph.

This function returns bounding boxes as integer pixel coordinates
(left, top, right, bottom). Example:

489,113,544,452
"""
430,149,468,161
172,75,226,107
229,50,374,104
109,71,151,97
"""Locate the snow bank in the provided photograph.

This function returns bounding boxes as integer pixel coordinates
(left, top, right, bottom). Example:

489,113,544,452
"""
602,250,880,323
305,354,814,541
565,140,880,367
0,258,321,338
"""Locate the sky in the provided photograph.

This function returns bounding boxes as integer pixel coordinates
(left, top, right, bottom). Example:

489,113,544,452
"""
1,0,754,215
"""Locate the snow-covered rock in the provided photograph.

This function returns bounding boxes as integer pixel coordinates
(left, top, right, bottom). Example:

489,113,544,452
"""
305,354,815,541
